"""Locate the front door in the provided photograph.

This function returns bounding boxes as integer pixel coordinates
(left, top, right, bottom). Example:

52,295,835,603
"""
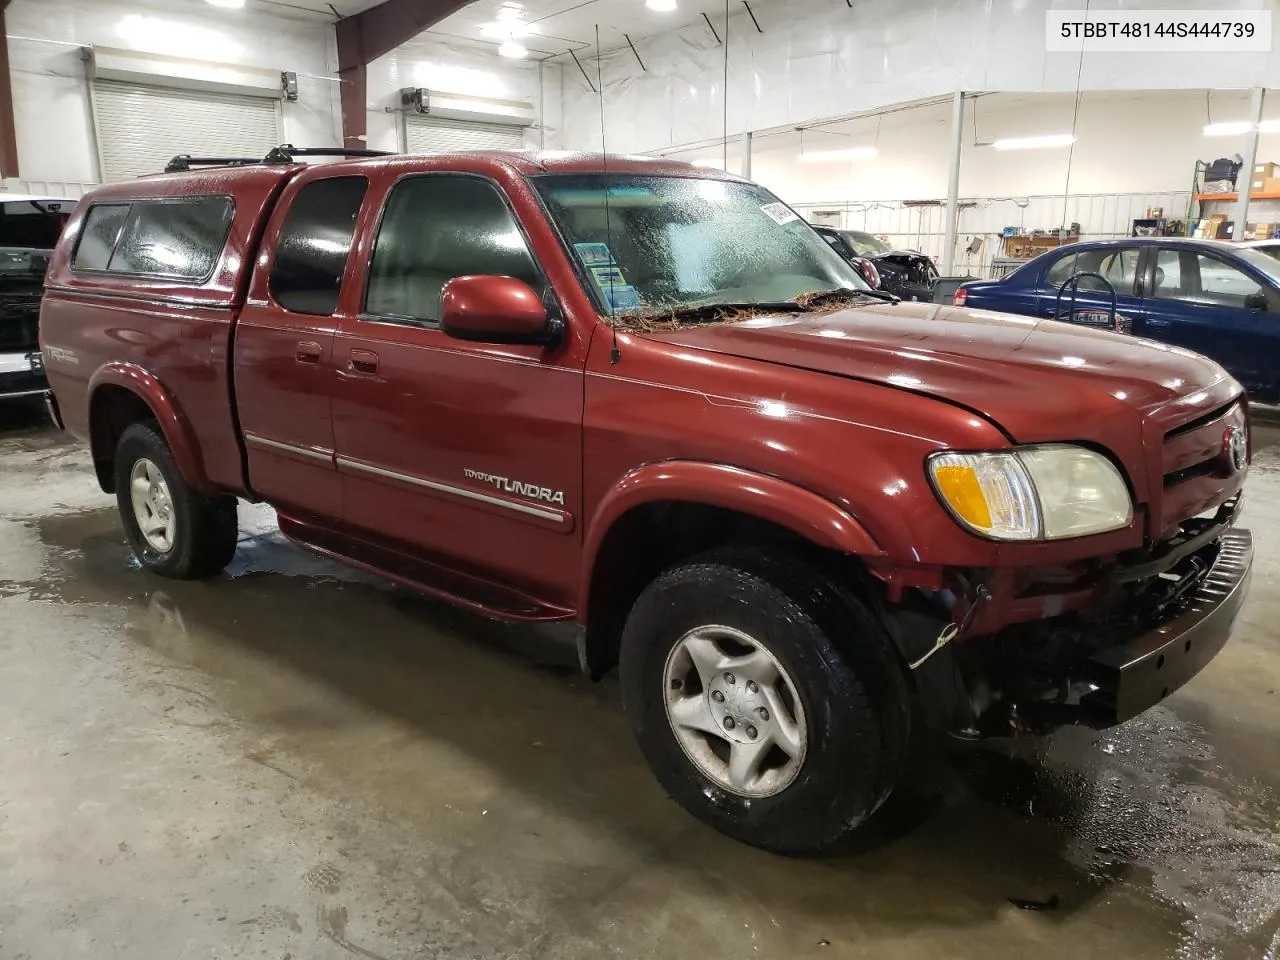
234,175,368,519
331,172,585,607
1138,246,1280,398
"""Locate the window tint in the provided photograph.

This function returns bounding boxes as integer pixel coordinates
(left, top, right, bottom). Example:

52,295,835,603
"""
365,175,541,323
1153,249,1183,296
108,198,233,278
1045,252,1078,287
1195,254,1263,305
73,204,130,270
1153,250,1264,306
1048,246,1139,293
270,177,367,315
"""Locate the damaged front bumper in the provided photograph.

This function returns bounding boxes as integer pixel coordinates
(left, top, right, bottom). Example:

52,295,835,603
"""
966,527,1254,734
899,520,1254,737
1078,528,1251,726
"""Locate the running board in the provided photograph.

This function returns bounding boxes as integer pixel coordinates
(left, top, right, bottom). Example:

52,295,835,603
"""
276,513,575,623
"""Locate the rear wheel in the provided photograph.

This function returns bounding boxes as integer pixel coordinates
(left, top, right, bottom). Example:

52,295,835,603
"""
620,549,910,855
114,422,238,579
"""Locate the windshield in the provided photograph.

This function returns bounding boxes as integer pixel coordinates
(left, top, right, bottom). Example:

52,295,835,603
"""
843,231,892,257
533,174,867,314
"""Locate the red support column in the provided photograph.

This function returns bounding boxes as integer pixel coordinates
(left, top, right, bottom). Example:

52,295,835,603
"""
335,0,475,149
0,7,20,178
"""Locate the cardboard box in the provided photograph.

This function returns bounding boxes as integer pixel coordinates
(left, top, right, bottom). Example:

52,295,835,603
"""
1254,161,1280,179
1199,218,1233,239
1252,175,1280,194
1255,222,1276,240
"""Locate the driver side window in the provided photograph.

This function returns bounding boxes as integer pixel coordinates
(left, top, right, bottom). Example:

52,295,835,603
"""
364,175,544,325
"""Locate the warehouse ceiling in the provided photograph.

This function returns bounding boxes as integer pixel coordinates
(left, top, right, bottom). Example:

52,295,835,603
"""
258,0,759,56
425,0,764,53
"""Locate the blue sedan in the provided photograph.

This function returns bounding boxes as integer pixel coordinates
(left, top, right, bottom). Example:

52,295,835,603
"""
956,238,1280,402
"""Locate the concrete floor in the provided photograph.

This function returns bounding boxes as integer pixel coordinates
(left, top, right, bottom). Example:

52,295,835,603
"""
1,401,1278,960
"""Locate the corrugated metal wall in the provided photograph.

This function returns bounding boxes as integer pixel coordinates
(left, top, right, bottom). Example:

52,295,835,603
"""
793,191,1193,277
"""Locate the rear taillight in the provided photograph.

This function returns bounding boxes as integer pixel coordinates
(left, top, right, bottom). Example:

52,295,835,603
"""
953,286,968,306
861,260,881,289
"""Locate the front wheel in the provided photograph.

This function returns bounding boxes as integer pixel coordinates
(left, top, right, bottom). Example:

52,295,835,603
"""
114,422,239,579
619,549,910,856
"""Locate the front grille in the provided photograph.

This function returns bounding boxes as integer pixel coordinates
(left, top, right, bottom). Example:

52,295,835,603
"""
1158,399,1247,535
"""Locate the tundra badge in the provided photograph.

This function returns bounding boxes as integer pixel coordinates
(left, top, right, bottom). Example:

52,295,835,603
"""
464,468,565,506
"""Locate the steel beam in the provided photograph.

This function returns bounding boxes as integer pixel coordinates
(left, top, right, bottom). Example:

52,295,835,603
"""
1233,87,1266,240
0,7,18,177
335,0,475,147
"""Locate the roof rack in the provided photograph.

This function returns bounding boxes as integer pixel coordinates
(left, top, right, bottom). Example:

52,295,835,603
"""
164,155,261,173
164,144,392,174
262,144,391,163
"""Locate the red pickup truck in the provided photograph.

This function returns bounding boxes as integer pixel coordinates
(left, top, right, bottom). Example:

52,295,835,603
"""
40,148,1252,855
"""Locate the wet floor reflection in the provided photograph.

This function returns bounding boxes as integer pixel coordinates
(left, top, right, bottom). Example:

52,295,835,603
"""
14,503,1279,959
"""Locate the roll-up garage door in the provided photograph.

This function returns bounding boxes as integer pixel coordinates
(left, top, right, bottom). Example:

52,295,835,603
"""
404,116,526,155
91,80,283,183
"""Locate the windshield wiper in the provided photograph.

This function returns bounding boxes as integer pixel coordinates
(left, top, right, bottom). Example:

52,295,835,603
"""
622,287,899,326
810,286,900,304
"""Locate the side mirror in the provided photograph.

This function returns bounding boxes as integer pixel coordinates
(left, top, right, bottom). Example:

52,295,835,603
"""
440,275,561,345
1245,292,1269,312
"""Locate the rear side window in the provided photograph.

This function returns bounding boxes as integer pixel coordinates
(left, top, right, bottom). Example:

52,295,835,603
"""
74,204,130,270
73,197,232,280
269,177,367,315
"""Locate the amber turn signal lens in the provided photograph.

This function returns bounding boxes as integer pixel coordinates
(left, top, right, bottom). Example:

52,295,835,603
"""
931,465,992,530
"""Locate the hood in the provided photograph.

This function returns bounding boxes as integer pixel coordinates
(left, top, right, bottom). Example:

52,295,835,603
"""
653,301,1233,442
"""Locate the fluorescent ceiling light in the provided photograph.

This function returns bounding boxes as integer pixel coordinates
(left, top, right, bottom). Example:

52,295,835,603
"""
482,20,531,37
647,0,678,10
204,0,245,7
498,40,528,58
1203,121,1255,137
798,147,878,162
990,133,1076,151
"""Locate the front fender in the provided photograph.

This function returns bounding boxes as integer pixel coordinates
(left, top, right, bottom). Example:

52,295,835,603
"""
580,460,883,606
88,362,211,493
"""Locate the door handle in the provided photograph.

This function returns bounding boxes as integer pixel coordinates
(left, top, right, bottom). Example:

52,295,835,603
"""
296,340,322,363
348,348,380,374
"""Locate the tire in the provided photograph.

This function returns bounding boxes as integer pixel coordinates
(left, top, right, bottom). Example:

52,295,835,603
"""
114,421,238,579
619,548,910,856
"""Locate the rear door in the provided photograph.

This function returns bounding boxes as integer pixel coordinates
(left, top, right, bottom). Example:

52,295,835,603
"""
234,173,368,518
1138,246,1280,397
1035,244,1145,333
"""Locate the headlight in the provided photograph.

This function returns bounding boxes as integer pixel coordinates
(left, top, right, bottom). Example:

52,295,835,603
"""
928,445,1132,541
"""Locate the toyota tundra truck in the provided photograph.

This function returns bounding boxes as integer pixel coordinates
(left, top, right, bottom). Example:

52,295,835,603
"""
39,147,1253,855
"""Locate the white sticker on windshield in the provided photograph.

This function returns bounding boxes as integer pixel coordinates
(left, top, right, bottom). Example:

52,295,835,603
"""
760,202,800,225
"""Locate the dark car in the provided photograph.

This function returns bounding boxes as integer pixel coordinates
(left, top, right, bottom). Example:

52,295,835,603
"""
813,225,938,301
956,237,1280,402
0,196,73,404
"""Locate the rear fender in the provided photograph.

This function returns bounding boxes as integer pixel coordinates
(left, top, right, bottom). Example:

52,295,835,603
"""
579,460,883,614
88,362,211,493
